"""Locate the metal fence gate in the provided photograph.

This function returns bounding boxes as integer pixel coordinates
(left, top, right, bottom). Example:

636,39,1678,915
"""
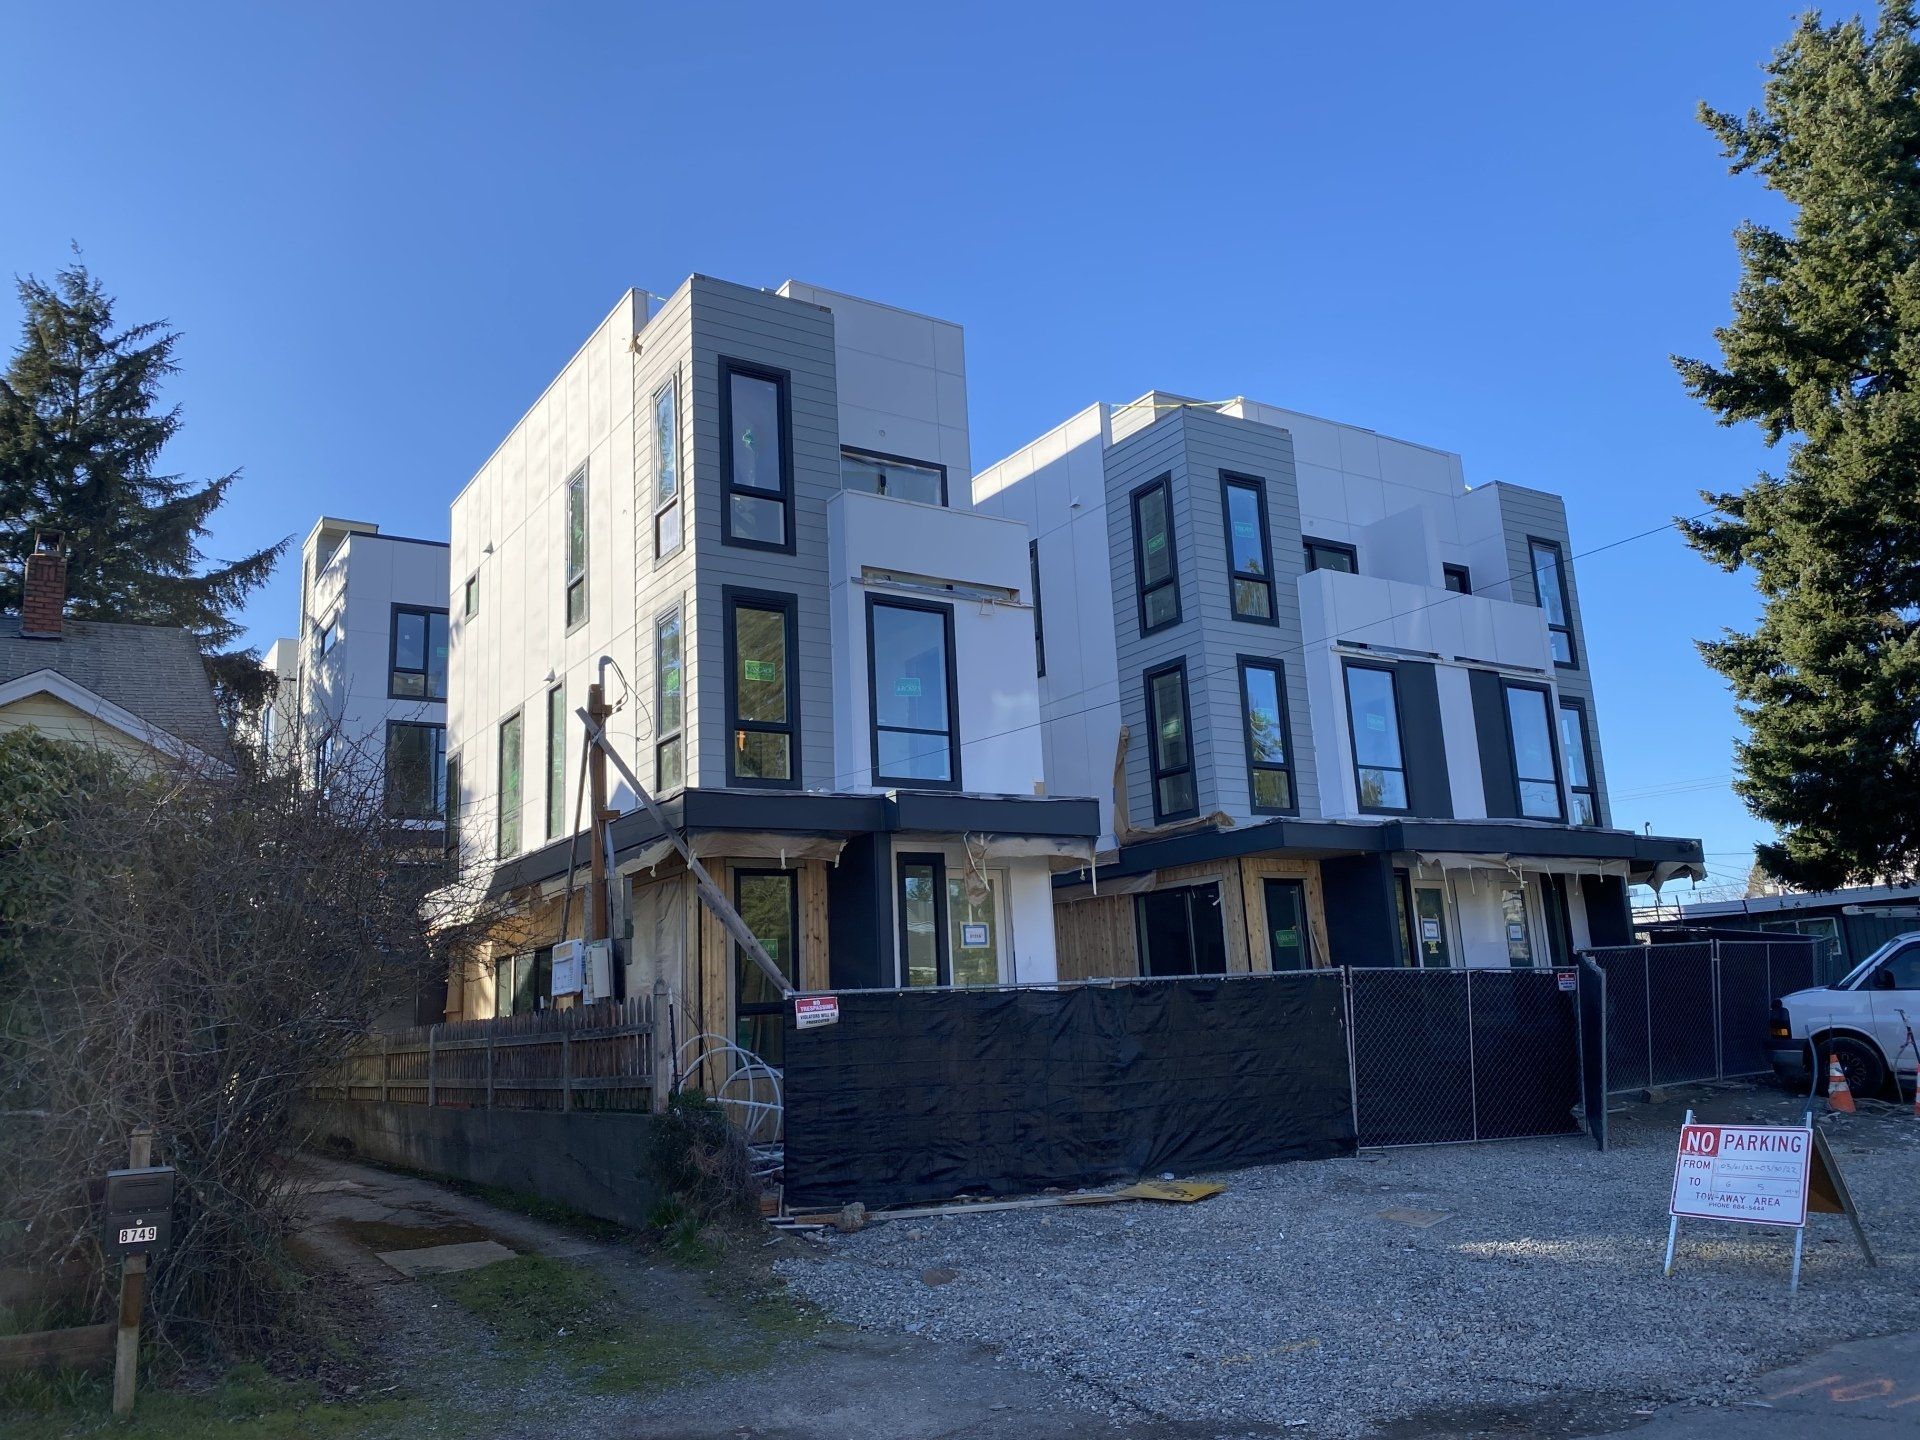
1345,966,1584,1148
1581,938,1817,1094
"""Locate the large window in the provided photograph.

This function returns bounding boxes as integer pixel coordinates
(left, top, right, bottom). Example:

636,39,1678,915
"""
1029,540,1045,678
720,360,793,551
493,948,552,1018
1343,661,1409,813
1558,698,1598,826
734,869,797,1065
385,721,446,820
564,466,588,629
1304,537,1358,574
725,589,798,787
389,606,449,700
653,377,682,558
497,711,523,856
841,448,945,506
545,683,568,840
896,855,1004,987
1130,475,1181,634
1529,537,1576,667
1221,473,1275,622
1145,661,1197,822
1503,681,1564,820
867,597,958,787
1237,658,1296,814
655,609,684,792
1136,882,1228,977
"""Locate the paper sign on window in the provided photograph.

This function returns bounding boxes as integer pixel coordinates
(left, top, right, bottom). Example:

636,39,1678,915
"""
744,660,777,682
961,923,989,948
1367,713,1387,731
893,678,923,696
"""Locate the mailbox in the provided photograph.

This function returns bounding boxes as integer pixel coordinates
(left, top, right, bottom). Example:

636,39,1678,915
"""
101,1166,175,1258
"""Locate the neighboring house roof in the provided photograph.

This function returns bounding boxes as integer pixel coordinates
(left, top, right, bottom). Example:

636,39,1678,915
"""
0,615,234,765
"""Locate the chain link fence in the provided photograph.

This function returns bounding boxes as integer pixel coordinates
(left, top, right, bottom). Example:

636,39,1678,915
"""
1582,937,1817,1094
1346,966,1583,1148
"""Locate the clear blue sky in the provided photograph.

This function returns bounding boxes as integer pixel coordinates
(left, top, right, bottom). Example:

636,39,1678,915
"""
3,1,1833,891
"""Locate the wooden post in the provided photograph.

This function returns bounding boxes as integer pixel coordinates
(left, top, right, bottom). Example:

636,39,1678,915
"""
111,1126,153,1418
379,1034,390,1105
485,1029,495,1110
649,978,672,1113
561,1031,573,1112
426,1028,437,1108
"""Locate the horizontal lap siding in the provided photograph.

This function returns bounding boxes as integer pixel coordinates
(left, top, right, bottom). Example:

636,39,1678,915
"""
687,279,839,791
633,288,698,783
1495,485,1611,827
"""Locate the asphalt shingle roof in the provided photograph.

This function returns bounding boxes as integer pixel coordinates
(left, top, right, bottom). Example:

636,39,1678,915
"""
0,614,235,763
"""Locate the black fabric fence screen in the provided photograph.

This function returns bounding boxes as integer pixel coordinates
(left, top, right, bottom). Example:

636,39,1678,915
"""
781,972,1354,1209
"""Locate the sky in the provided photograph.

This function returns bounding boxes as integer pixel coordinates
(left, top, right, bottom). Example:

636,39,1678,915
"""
1,1,1839,896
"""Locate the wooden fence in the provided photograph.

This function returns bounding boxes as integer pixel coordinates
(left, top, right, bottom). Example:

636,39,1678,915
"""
313,996,656,1112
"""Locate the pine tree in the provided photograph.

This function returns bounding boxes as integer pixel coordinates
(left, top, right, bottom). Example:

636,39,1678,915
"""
1677,4,1920,891
0,258,285,717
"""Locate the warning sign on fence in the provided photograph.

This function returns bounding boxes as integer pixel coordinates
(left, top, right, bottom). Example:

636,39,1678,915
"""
1670,1123,1811,1228
794,995,840,1030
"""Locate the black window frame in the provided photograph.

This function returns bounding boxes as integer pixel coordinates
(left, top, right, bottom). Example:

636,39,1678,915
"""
865,593,962,791
1527,536,1577,669
653,373,683,561
1029,539,1046,678
387,604,450,702
655,606,685,794
1501,678,1567,822
383,719,447,821
1236,656,1298,816
1220,471,1277,625
1342,658,1413,816
839,445,948,506
564,464,589,631
1303,536,1359,574
444,753,462,857
719,358,796,555
1442,563,1472,595
1129,474,1182,636
545,682,568,841
1134,881,1229,977
896,852,951,987
1144,658,1199,824
1558,696,1599,827
733,867,799,1057
463,574,479,618
497,709,523,857
723,586,802,790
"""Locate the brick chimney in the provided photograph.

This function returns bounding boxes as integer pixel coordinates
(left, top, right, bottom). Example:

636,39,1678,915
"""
20,531,68,639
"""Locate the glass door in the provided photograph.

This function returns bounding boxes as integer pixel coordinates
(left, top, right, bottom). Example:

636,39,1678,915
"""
1263,878,1312,971
1412,884,1453,968
1499,883,1536,968
945,869,1005,986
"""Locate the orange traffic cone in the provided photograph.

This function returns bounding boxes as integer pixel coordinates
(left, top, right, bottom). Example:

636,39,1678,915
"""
1827,1051,1856,1114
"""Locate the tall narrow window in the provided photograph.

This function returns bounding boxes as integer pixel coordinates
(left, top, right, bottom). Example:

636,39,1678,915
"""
1559,699,1598,826
1145,661,1197,821
1343,662,1409,813
497,711,523,857
653,378,682,558
655,609,684,792
868,597,958,787
389,606,449,700
1029,540,1046,678
898,854,948,987
1237,658,1295,813
734,869,797,1065
564,466,588,628
384,721,446,820
721,360,793,551
546,683,568,840
1529,538,1575,667
444,754,462,857
840,448,946,505
1131,476,1180,634
1442,564,1471,595
726,590,797,786
1221,474,1275,622
1304,537,1358,574
464,575,480,618
1503,681,1565,820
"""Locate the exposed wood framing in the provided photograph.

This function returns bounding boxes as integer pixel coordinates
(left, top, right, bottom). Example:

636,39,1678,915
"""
1236,856,1332,970
1054,892,1138,980
800,860,830,991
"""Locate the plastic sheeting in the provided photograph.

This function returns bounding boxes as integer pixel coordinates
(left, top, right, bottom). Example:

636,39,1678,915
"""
782,973,1355,1208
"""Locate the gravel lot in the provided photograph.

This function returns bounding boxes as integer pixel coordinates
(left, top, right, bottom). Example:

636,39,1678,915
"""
777,1082,1920,1437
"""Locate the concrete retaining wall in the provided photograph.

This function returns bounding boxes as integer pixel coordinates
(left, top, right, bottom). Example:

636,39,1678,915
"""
299,1101,658,1230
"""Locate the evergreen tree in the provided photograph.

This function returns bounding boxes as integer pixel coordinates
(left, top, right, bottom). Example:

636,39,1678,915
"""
1677,4,1920,890
0,257,284,716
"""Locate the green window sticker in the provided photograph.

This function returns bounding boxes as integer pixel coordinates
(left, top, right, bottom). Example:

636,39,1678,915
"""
1367,713,1387,732
1233,520,1257,539
664,667,681,693
744,659,777,682
1161,718,1182,740
1146,532,1166,555
893,677,923,696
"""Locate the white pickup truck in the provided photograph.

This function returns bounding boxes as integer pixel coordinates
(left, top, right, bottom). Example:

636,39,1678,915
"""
1769,932,1920,1098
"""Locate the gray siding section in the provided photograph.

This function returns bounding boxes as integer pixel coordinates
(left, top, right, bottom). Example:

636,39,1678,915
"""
1492,484,1612,828
1104,408,1320,827
685,278,839,791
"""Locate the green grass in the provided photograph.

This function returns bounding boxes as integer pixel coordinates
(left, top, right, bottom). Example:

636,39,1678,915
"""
0,1364,432,1440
